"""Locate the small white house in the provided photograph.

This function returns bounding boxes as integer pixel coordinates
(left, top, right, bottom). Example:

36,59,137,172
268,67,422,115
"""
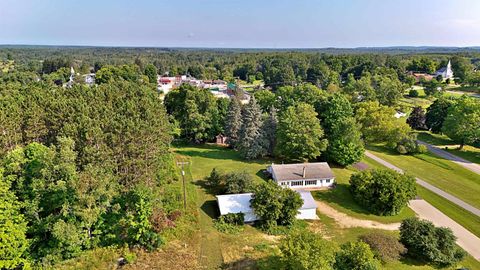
216,190,318,223
268,162,335,189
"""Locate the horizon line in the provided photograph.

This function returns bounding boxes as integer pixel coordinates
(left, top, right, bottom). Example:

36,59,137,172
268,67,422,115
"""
1,44,480,50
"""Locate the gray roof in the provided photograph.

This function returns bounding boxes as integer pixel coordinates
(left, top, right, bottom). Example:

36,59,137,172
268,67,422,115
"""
297,190,317,209
216,191,317,214
270,162,334,181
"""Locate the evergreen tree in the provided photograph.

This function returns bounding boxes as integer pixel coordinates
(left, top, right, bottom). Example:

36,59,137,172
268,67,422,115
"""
238,97,267,159
262,106,278,156
406,106,427,130
224,97,242,148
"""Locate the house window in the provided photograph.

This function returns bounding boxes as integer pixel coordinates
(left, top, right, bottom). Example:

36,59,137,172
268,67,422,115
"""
305,180,317,186
291,180,304,187
326,179,331,183
281,182,288,186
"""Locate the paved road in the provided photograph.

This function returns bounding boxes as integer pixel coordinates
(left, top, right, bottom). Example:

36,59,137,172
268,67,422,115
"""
365,151,480,217
417,140,480,175
409,199,480,260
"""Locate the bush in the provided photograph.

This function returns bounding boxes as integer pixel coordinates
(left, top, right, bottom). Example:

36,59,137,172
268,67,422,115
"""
224,171,254,194
416,144,428,153
334,241,380,270
359,232,406,263
214,213,245,234
400,218,465,267
250,182,303,229
349,169,417,215
408,89,419,97
395,136,426,155
205,168,224,189
218,213,245,225
279,231,336,270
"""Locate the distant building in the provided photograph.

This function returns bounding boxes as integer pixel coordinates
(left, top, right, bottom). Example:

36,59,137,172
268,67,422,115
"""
216,190,318,223
268,162,335,189
215,134,228,145
83,73,95,85
394,111,407,118
435,60,454,80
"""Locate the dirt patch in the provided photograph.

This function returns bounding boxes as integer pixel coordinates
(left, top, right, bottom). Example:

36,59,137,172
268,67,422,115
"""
124,241,199,270
315,200,400,231
352,162,369,171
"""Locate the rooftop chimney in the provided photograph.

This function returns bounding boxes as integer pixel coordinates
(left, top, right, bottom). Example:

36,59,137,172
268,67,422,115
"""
302,166,306,178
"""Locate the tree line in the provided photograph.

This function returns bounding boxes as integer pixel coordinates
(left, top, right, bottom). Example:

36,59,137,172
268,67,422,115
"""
0,75,181,267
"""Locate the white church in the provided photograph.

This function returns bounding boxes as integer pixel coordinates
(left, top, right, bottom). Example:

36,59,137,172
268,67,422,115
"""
434,60,454,80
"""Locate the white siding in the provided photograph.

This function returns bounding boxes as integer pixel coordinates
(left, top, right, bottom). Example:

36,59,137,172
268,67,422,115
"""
297,208,317,220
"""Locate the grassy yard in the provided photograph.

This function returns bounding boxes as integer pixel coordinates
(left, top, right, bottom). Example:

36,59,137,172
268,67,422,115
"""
367,144,480,209
417,131,480,165
173,144,479,269
313,163,415,224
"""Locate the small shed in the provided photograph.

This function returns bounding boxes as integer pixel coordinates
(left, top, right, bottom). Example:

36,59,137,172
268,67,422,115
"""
216,193,258,222
216,134,228,145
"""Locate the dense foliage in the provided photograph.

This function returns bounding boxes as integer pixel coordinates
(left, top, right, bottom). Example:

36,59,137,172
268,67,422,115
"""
275,103,328,161
279,231,336,270
400,218,465,267
349,169,417,215
0,75,179,266
334,241,380,270
250,182,303,229
359,232,406,263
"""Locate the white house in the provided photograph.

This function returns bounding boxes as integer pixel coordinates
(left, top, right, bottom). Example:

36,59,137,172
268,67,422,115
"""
394,111,407,118
216,190,318,223
268,162,335,189
435,60,454,80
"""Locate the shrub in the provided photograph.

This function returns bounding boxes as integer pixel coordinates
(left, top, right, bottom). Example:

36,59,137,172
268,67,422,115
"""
408,89,419,97
359,232,406,263
400,218,465,267
349,169,417,215
218,213,245,225
416,144,428,153
279,231,336,270
224,171,254,194
250,182,303,229
205,168,224,189
395,136,426,155
334,241,380,270
214,213,245,234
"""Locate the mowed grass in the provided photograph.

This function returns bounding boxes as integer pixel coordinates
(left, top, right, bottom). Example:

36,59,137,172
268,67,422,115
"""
174,144,274,269
417,131,480,165
174,144,480,269
367,144,480,209
417,185,480,238
313,163,415,224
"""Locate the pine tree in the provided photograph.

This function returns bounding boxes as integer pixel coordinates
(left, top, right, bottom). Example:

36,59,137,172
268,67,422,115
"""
238,97,268,159
224,97,243,148
262,106,278,156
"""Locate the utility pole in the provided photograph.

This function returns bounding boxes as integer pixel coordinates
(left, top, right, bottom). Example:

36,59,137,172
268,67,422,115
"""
177,161,189,211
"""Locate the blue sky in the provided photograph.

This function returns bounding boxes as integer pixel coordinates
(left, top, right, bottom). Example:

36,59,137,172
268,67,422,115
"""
1,0,479,48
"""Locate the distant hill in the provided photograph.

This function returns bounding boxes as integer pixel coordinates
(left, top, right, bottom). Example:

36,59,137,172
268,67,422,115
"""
1,44,480,55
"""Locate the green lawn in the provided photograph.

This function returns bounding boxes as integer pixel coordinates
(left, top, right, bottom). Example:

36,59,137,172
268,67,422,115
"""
417,131,480,165
313,164,415,224
417,185,480,238
174,144,479,269
367,144,480,209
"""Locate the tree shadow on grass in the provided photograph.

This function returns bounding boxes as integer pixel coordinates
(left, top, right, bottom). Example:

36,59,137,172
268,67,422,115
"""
195,179,222,196
201,200,220,220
